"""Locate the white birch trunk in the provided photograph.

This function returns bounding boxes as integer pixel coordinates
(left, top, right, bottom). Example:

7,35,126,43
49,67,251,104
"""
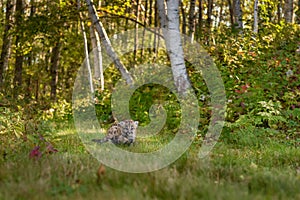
95,29,104,91
164,0,191,95
78,0,94,93
90,25,104,91
85,0,133,85
253,0,259,34
90,26,99,78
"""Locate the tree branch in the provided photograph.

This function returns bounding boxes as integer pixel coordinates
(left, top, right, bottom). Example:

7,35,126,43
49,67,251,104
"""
97,9,164,39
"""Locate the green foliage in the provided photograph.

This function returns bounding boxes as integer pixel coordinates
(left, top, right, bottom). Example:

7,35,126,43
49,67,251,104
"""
209,21,300,147
41,99,73,122
0,107,25,146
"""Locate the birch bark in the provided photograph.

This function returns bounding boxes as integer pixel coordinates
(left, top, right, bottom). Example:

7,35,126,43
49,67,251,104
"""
85,0,133,85
90,26,104,91
253,0,259,34
157,0,191,95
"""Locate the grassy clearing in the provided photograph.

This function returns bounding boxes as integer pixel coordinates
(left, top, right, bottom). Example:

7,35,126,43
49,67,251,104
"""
1,127,300,200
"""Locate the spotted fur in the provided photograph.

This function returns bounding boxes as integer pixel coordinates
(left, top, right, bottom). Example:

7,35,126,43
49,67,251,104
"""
92,120,138,145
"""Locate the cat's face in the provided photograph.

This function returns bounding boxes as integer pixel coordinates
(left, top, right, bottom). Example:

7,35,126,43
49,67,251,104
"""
118,120,138,143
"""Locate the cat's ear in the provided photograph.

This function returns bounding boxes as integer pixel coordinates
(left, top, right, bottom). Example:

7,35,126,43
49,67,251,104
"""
134,121,139,126
118,121,125,126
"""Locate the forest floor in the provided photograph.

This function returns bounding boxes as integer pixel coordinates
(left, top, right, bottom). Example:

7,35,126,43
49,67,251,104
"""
1,124,300,200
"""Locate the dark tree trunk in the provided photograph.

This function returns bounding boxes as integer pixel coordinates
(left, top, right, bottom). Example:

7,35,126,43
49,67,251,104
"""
13,0,24,95
206,0,213,44
25,0,36,99
0,0,15,87
228,0,235,28
149,0,153,26
197,0,203,38
207,0,213,29
284,0,294,23
188,0,196,41
50,41,61,101
13,53,23,89
296,0,300,23
180,1,187,35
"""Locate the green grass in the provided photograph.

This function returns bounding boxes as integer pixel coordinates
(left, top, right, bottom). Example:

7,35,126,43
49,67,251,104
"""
1,126,300,200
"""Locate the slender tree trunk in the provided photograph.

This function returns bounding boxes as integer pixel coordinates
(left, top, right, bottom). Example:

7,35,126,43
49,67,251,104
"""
180,1,187,35
157,0,167,28
14,53,23,89
78,0,94,93
25,0,36,99
85,0,133,85
253,0,259,34
296,0,300,23
188,0,196,41
25,75,31,99
148,0,154,54
228,0,235,28
13,0,24,93
0,0,15,87
35,79,39,101
94,30,104,91
284,0,294,23
134,0,140,63
278,0,282,23
141,0,148,57
149,0,153,26
234,0,243,31
90,26,99,77
80,20,94,94
90,26,104,91
124,0,131,56
156,0,168,58
154,0,158,56
207,0,213,29
50,41,61,101
206,0,213,44
197,0,203,38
